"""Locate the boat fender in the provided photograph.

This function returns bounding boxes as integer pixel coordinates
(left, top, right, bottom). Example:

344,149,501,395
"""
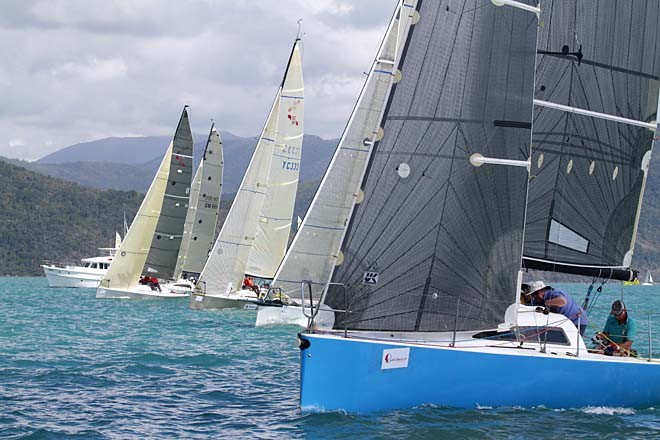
297,335,311,350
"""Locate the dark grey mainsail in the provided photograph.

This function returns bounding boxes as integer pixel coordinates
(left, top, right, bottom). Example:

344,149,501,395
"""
523,0,660,280
143,106,194,279
323,0,539,332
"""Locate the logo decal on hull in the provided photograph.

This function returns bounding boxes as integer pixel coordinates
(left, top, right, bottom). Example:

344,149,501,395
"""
381,347,410,370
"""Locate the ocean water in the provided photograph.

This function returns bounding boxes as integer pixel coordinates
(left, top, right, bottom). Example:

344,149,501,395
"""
1,277,659,439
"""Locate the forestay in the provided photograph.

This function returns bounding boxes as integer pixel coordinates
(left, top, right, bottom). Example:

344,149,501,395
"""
143,107,194,280
323,0,539,332
174,124,224,279
245,41,304,279
272,2,416,299
101,145,172,290
523,0,660,280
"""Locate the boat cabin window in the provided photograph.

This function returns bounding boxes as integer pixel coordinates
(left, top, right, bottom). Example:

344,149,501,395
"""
84,262,91,268
473,326,569,345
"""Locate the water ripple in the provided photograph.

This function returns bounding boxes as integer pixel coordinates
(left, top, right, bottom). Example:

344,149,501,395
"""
1,278,660,438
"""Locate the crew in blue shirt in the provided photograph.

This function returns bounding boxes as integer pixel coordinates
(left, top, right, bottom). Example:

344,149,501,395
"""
597,300,636,357
526,281,589,335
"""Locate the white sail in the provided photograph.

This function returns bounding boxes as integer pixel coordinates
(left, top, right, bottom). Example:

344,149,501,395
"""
245,40,304,278
644,270,654,285
114,231,122,249
271,5,415,299
100,144,172,290
174,125,224,278
123,213,129,236
195,98,280,295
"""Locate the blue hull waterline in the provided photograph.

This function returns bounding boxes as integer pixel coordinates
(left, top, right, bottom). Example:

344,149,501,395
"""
299,333,660,413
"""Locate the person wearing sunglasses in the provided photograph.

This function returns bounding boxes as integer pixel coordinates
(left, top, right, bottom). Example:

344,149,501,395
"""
596,300,637,357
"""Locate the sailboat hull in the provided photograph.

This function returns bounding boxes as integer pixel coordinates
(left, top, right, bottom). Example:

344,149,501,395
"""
42,265,104,288
256,303,335,328
299,332,660,413
96,286,188,299
189,291,259,310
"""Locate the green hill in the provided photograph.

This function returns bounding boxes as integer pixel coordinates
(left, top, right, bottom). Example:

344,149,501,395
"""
0,158,320,276
0,160,143,275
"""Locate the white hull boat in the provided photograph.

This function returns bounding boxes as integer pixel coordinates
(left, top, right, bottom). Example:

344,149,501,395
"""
42,261,107,288
255,302,334,327
43,233,121,288
190,289,260,310
96,284,188,299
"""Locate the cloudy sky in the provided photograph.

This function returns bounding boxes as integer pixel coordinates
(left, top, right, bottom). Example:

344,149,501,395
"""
0,0,396,160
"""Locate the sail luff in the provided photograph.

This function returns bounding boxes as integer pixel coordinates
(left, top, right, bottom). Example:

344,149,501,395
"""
101,143,173,290
271,1,415,300
628,88,660,265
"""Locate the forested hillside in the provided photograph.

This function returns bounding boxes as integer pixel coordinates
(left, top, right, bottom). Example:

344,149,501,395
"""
0,160,142,275
0,158,319,276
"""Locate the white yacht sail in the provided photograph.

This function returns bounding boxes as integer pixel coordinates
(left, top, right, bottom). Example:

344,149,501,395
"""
191,38,304,309
245,41,304,279
643,270,654,286
257,2,416,325
98,144,172,292
174,124,224,279
194,97,279,298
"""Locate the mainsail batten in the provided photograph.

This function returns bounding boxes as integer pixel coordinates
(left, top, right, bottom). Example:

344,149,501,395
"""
321,0,539,332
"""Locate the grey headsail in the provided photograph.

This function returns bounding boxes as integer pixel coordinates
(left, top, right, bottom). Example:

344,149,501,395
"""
523,0,660,280
174,123,224,279
143,106,194,279
323,0,539,332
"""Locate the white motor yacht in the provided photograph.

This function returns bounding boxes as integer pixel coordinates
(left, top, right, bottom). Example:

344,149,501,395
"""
42,251,115,288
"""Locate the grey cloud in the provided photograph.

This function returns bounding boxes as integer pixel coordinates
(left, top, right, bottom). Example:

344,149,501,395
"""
0,0,397,160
